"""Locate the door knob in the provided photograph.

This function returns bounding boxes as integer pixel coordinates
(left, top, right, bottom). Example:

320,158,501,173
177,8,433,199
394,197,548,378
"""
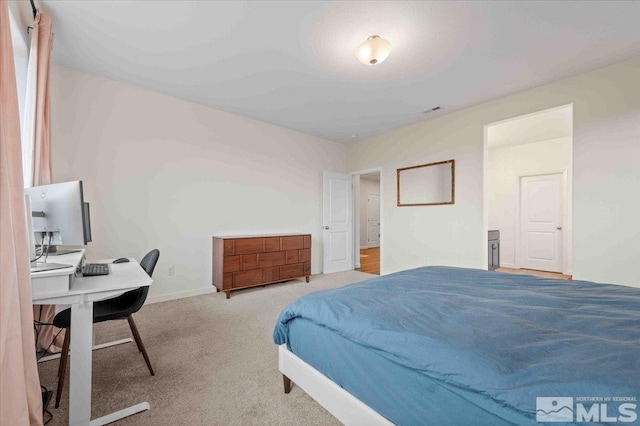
323,226,330,230
556,226,562,230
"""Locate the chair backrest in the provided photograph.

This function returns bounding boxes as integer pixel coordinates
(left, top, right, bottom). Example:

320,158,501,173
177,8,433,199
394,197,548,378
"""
140,249,160,278
122,249,160,315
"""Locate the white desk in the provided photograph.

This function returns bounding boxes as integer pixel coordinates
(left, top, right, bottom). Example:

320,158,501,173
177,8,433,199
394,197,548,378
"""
32,253,153,426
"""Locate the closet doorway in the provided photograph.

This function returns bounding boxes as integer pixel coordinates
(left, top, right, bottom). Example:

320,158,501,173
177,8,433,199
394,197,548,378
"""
485,104,573,277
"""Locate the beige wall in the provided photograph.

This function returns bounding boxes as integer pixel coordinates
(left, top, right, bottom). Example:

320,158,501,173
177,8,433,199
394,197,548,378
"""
49,56,640,294
347,57,640,287
488,137,573,271
51,66,347,301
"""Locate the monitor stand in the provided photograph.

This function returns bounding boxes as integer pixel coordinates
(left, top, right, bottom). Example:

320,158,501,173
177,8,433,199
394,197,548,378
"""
48,249,82,256
30,262,72,273
38,245,82,256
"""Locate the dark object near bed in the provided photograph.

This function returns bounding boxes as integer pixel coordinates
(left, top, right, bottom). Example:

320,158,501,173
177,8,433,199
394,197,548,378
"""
274,266,640,425
488,230,500,270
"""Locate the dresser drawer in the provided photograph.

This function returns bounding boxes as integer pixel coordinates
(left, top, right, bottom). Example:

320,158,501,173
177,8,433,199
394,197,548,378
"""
280,264,304,280
223,240,235,256
258,251,286,268
299,249,311,262
234,269,263,288
286,250,299,264
223,256,240,273
241,254,258,270
235,238,264,254
264,237,280,252
282,236,304,251
223,273,233,288
262,266,280,283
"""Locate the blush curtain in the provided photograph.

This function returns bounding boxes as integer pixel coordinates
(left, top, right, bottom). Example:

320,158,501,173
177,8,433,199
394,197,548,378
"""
23,10,63,354
0,1,44,424
22,10,53,187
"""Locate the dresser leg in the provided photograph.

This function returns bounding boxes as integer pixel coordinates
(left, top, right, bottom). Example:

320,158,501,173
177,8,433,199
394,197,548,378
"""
225,291,231,299
305,275,310,283
216,287,220,292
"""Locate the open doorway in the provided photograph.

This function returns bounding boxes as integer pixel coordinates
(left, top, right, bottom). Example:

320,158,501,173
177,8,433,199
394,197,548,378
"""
485,105,573,280
354,171,380,275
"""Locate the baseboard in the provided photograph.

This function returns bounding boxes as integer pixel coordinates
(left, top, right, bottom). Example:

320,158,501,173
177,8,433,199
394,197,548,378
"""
146,287,217,304
499,262,516,269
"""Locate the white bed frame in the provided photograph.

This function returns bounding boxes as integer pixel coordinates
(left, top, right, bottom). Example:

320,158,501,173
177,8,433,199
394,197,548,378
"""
278,344,393,425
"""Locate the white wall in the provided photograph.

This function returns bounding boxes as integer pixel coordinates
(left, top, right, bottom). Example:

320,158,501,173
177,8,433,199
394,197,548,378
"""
50,66,346,301
359,178,380,247
488,137,572,271
347,57,640,287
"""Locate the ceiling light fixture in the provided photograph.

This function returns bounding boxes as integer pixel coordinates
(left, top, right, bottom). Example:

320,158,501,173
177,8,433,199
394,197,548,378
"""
356,35,391,66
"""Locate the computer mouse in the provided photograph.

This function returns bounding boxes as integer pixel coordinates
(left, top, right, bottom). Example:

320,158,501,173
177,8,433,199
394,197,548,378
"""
113,258,130,264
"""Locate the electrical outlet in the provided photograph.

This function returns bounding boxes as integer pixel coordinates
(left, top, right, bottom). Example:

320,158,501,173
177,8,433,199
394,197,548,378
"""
168,266,175,276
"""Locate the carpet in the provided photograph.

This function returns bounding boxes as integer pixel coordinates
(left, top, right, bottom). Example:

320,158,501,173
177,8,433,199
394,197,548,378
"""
37,270,374,425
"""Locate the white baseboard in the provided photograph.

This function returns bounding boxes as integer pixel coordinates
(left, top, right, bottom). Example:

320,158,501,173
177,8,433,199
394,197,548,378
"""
146,287,217,304
500,262,516,269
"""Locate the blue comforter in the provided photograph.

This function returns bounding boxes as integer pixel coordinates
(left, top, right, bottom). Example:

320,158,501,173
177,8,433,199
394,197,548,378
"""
274,266,640,422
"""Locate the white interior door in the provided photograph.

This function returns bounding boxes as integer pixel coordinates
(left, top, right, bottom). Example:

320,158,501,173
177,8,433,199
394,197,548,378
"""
323,172,353,273
520,173,563,272
366,195,380,248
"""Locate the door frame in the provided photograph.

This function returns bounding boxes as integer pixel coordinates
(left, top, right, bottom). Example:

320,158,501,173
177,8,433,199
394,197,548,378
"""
350,167,383,272
515,171,568,272
483,103,574,276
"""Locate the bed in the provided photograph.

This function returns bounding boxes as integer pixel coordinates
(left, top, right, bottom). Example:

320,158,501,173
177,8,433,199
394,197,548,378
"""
273,266,640,425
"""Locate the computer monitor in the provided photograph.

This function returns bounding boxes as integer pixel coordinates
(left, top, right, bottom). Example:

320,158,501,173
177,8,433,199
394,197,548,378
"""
83,202,92,243
24,194,37,262
24,180,92,253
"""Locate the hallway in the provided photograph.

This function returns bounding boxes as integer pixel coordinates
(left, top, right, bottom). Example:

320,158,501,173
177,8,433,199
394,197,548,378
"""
357,247,380,275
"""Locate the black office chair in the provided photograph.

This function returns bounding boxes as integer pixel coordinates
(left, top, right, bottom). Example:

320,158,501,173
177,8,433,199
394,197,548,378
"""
53,249,160,408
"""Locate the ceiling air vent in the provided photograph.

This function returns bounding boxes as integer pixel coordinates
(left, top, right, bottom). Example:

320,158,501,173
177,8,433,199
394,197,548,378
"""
423,106,442,114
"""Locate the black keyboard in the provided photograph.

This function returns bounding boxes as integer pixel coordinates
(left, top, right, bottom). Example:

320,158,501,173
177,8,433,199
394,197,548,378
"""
82,263,110,276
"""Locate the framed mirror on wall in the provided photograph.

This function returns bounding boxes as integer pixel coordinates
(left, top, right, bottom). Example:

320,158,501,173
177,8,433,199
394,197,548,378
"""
397,159,455,206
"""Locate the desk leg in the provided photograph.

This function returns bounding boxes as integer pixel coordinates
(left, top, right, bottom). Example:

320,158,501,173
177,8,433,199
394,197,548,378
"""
69,300,93,426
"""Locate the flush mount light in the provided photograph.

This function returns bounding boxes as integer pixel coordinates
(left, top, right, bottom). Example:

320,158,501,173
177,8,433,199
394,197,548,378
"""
356,35,391,65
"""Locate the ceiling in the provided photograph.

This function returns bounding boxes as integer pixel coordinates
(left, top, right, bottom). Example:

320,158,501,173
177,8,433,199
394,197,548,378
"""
487,105,572,149
36,1,640,143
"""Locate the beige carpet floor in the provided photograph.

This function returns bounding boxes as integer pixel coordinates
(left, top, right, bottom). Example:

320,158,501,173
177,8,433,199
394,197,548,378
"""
38,270,374,425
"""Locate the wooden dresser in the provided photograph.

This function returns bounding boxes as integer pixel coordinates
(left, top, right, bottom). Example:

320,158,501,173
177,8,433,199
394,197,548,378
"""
212,234,311,299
